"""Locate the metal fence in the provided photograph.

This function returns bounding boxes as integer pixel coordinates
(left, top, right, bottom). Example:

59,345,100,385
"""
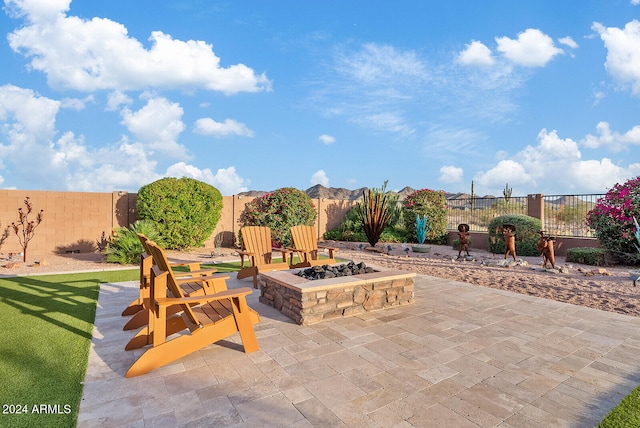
445,194,605,238
543,194,604,238
446,196,528,232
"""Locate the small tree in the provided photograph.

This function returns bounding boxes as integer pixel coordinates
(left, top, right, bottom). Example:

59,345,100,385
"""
11,197,44,262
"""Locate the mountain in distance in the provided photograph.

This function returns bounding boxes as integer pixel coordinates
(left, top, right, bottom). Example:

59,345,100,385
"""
237,185,495,201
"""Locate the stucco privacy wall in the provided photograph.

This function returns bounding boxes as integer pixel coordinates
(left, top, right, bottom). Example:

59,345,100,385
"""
0,190,137,257
0,190,356,256
0,189,594,257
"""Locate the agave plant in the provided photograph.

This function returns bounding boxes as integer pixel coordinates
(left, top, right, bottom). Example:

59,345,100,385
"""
415,215,428,244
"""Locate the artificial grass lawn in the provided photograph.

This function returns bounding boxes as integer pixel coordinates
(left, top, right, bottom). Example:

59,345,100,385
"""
598,384,640,427
0,269,138,428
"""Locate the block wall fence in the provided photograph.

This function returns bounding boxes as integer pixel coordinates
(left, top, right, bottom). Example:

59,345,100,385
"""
0,190,357,257
0,190,596,258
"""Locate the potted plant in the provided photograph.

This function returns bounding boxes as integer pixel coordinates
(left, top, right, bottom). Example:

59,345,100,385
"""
630,216,640,286
411,215,431,253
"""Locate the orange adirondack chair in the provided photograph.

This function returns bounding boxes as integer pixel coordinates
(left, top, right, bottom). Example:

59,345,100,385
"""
122,234,222,331
122,234,204,316
288,225,338,268
236,226,291,288
125,240,260,377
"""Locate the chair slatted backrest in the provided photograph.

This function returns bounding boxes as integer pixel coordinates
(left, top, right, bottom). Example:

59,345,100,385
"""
290,225,317,252
240,226,274,265
146,240,201,328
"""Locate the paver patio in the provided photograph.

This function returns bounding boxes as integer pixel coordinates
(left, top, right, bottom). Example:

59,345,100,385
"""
78,274,640,427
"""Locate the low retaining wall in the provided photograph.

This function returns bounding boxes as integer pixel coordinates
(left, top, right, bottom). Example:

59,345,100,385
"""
259,264,415,325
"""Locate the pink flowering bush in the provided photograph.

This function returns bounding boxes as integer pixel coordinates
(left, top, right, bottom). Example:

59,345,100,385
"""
586,176,640,255
239,187,317,247
402,189,447,242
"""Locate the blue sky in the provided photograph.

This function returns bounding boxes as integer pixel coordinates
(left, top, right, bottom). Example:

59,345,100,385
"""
1,0,640,196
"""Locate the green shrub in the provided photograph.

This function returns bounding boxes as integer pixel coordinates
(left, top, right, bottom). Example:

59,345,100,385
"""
402,189,447,243
239,187,317,247
136,177,223,250
487,214,542,256
566,247,607,266
587,176,640,254
104,220,162,264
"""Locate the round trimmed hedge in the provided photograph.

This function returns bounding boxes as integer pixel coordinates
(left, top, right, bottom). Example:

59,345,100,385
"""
487,214,542,257
136,177,223,250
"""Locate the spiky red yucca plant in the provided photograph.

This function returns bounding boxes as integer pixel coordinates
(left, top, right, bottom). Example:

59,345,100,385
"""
11,197,44,262
358,181,397,247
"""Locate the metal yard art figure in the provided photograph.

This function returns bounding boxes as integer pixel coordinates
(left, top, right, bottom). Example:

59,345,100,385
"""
536,230,557,269
501,224,517,261
457,223,470,259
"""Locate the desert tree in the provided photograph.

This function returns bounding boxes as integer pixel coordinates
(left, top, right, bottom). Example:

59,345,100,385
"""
11,197,44,262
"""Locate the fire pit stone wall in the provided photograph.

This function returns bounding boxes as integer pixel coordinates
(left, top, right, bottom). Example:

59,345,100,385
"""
259,263,415,325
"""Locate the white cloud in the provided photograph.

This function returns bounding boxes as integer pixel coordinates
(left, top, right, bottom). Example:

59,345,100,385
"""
496,28,564,67
438,165,464,184
336,43,428,84
457,40,494,66
193,118,255,138
164,162,249,195
62,140,161,192
310,170,329,187
582,121,640,152
633,0,640,5
60,95,93,110
319,134,335,145
106,91,132,111
558,36,578,49
6,0,271,94
473,128,640,194
120,96,187,158
0,84,59,141
592,20,640,96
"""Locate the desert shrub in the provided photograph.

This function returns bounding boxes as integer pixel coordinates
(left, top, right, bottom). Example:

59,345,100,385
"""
323,190,406,243
104,220,163,264
239,187,317,247
402,189,447,243
566,247,607,266
136,177,223,250
356,181,400,247
487,214,542,256
587,176,640,255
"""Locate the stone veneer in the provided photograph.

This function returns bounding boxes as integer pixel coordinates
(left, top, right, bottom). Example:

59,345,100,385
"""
259,264,415,325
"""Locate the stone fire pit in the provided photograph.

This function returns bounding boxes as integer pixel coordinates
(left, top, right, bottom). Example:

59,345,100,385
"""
259,262,415,325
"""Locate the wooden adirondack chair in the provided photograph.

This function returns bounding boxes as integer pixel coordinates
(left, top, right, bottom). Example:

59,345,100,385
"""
236,226,291,288
122,234,223,331
125,241,260,378
288,225,338,268
121,233,205,318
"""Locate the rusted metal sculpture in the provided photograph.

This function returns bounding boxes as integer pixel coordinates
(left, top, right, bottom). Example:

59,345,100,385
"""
457,223,470,259
536,230,557,269
502,224,516,261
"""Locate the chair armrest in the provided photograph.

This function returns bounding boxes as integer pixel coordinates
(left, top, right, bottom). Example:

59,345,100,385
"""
175,273,230,284
156,287,252,306
174,268,218,278
318,244,337,251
